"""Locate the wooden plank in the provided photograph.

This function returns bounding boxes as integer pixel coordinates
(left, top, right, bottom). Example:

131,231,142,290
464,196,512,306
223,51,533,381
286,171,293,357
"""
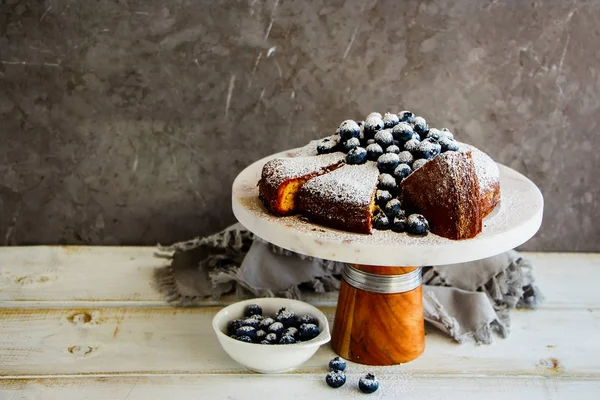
1,247,600,309
1,306,598,378
1,375,599,400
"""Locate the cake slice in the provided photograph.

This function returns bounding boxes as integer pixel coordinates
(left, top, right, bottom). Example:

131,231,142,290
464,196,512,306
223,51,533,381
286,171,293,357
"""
401,151,482,240
297,162,380,233
258,153,345,215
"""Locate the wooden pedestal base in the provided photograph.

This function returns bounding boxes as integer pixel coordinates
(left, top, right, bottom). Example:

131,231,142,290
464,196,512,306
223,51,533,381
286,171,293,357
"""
330,265,425,365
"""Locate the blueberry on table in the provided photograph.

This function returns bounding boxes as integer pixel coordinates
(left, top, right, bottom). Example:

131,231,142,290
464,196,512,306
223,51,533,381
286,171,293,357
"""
391,122,414,142
376,189,393,207
325,371,347,388
299,323,320,341
317,136,340,154
244,304,262,317
412,158,428,170
378,173,397,191
391,216,408,232
343,137,361,152
299,314,319,326
338,120,361,140
385,144,400,154
377,153,400,173
275,307,297,328
366,143,384,161
237,335,254,343
393,163,412,182
267,322,284,336
328,356,347,372
407,214,429,235
364,116,385,137
413,116,429,138
384,199,402,218
383,112,400,128
397,150,414,166
228,319,244,336
440,137,459,152
235,326,258,341
403,138,421,153
259,317,275,330
358,373,380,394
374,129,394,148
398,110,415,124
346,147,367,164
372,212,390,230
278,334,296,344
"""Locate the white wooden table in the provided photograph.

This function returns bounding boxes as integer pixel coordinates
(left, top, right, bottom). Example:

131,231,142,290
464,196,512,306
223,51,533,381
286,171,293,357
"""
1,247,599,399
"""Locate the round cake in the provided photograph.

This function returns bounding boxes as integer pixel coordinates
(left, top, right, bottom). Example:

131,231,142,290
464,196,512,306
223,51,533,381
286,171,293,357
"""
258,111,500,240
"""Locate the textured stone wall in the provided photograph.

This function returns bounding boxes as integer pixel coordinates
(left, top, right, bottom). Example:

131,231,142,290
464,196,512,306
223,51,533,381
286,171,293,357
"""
1,0,598,250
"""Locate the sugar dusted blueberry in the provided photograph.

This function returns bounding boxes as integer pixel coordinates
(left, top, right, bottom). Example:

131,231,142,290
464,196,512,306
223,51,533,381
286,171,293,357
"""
377,152,400,172
326,370,347,388
374,129,394,148
346,147,367,164
237,335,253,343
407,214,429,235
366,112,383,120
376,189,393,207
417,139,441,159
364,116,384,137
228,319,244,336
392,215,408,232
366,143,384,161
276,307,297,328
241,316,260,329
265,332,278,343
338,120,361,140
267,322,284,336
391,122,414,142
343,137,361,152
413,116,429,138
397,150,414,166
299,323,320,340
317,136,339,154
236,326,257,341
244,304,262,317
384,198,402,217
299,314,318,326
283,327,299,339
378,173,397,191
426,128,443,141
373,212,390,230
398,110,415,124
256,330,267,342
386,144,400,154
383,112,400,128
412,158,428,170
278,335,296,345
440,137,459,152
328,357,347,372
359,373,380,394
393,163,412,182
440,127,455,140
259,317,275,330
404,138,421,153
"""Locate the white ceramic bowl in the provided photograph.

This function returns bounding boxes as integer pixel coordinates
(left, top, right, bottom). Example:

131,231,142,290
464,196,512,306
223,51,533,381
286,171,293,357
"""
212,297,331,373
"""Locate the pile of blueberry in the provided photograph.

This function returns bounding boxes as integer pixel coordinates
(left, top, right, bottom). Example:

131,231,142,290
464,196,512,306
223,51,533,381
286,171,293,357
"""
317,110,461,234
325,356,379,394
227,304,320,345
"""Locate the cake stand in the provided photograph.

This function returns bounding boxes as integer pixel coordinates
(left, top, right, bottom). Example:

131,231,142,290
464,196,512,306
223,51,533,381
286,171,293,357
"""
232,149,544,365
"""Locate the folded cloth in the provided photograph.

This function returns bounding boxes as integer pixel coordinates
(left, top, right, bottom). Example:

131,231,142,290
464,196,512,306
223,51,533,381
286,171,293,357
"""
155,223,542,344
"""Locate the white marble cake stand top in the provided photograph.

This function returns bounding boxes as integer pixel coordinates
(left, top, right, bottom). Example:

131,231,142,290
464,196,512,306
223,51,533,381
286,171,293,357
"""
232,149,543,266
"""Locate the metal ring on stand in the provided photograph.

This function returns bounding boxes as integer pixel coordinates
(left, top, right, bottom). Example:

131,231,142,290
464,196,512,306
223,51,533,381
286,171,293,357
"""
342,264,422,294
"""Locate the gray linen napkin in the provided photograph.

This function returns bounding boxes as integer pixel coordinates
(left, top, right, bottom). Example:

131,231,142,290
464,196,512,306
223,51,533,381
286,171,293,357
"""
155,223,542,344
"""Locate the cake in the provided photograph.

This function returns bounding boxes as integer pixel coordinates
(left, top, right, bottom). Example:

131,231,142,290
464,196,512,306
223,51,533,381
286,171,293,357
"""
257,111,501,240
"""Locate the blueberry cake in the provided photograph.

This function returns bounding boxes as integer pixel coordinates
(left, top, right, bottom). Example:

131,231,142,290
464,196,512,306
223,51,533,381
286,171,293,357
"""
257,111,500,240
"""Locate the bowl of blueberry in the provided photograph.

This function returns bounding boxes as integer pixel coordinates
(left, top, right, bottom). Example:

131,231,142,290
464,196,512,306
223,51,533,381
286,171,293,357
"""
212,297,331,373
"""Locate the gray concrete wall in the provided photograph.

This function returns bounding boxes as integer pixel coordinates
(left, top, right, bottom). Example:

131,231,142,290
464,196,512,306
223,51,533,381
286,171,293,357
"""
1,0,598,251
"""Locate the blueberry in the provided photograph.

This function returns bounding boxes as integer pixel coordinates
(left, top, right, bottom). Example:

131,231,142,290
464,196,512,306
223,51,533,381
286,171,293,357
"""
403,138,421,153
236,326,257,341
407,214,429,235
426,128,443,141
283,327,299,339
374,129,394,148
259,317,275,330
372,212,390,230
278,335,296,345
260,340,272,345
317,136,340,154
299,323,320,341
338,120,361,140
393,163,412,182
378,173,397,191
384,199,402,217
377,153,400,172
391,216,408,232
440,137,459,152
376,189,393,207
267,322,284,336
366,143,384,161
412,158,428,170
241,316,260,329
276,307,297,328
397,150,414,166
391,122,414,142
299,314,319,326
398,110,415,124
413,116,429,138
244,304,262,317
237,335,253,343
364,116,384,138
385,144,400,154
346,147,367,164
359,373,380,394
440,128,455,140
325,370,347,388
417,139,441,159
228,319,244,336
265,332,278,343
328,357,347,372
256,329,267,341
343,137,361,152
366,112,383,120
383,112,400,128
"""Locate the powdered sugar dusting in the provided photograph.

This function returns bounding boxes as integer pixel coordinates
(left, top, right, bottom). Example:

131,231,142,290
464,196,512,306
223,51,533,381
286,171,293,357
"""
262,152,345,188
294,135,337,157
457,142,500,195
